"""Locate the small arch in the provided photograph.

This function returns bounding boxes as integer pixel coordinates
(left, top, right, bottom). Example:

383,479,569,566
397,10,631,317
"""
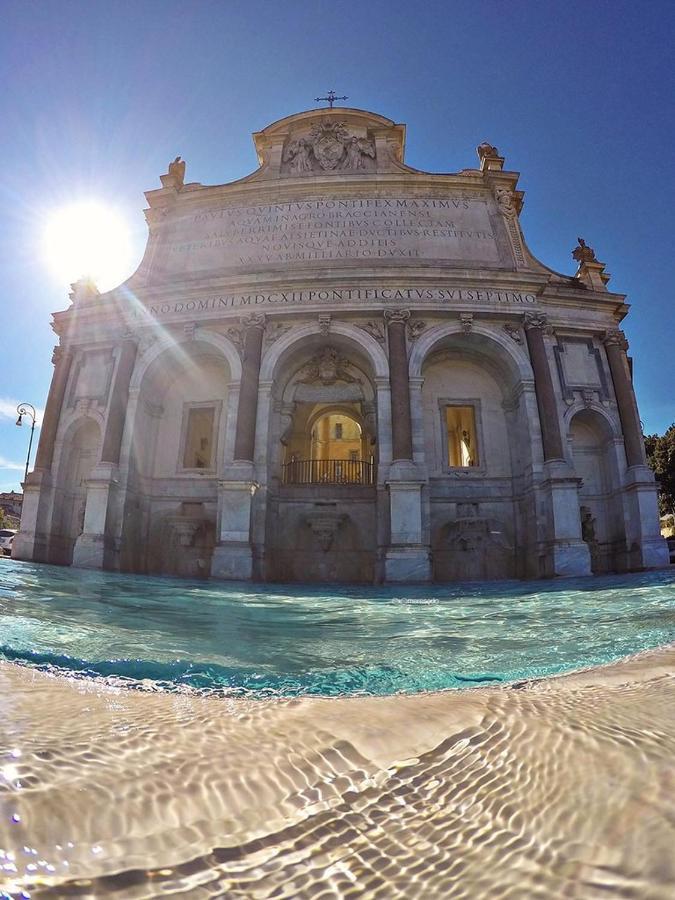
563,403,619,442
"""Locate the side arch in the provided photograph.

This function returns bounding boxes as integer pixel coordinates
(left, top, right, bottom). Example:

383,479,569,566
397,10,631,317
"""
409,321,533,384
567,406,627,573
563,401,620,441
130,326,242,391
50,416,102,565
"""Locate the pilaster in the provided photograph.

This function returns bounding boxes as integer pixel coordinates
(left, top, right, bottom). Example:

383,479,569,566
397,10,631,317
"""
14,346,74,562
72,463,119,569
603,329,646,468
210,462,258,580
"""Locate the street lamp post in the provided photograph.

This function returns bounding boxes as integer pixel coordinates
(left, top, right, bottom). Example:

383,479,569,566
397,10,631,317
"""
16,403,37,484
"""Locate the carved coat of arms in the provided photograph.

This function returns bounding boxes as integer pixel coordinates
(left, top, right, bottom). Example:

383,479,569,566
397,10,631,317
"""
310,121,349,170
298,346,360,385
282,121,376,174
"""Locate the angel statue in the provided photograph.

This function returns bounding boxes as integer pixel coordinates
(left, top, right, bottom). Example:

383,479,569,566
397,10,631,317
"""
283,138,314,175
572,237,597,264
167,156,186,186
342,136,376,171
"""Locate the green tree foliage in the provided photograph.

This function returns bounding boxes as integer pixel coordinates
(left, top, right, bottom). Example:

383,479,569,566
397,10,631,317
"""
645,424,675,517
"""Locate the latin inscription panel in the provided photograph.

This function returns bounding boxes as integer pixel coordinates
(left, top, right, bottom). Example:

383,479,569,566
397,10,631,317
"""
157,197,501,276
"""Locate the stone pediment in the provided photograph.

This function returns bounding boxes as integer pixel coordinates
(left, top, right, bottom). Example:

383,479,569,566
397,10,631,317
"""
252,107,408,178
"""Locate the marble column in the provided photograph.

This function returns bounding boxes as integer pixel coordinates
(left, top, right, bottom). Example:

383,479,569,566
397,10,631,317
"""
12,346,74,562
212,313,265,581
101,339,138,464
603,329,668,569
385,309,413,461
234,313,265,462
524,312,564,461
524,312,590,577
383,309,430,582
603,329,646,468
73,339,138,569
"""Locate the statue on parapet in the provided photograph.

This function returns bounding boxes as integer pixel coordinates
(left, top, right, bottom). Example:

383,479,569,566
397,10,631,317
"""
167,155,186,186
572,237,597,264
477,141,500,161
69,277,100,306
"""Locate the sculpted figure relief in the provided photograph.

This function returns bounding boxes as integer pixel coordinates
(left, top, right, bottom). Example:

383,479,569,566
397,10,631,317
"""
283,138,313,175
341,135,376,171
495,188,516,218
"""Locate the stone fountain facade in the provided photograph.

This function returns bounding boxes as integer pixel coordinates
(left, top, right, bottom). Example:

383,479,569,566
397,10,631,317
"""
13,107,668,581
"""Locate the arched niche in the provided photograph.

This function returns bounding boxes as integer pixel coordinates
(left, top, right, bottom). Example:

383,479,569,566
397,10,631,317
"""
568,408,625,573
51,417,101,564
417,330,532,582
130,340,233,480
419,333,531,478
121,340,231,576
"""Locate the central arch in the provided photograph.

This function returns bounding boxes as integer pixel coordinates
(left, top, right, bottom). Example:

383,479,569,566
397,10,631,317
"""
260,324,383,583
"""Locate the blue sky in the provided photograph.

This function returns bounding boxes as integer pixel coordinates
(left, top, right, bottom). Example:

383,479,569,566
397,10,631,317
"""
1,0,674,491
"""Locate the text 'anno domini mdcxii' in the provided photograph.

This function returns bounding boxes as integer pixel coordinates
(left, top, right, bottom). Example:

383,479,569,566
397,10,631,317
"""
145,286,537,317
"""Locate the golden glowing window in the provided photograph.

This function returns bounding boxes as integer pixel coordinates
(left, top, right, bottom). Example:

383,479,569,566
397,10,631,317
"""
183,406,215,469
445,406,478,467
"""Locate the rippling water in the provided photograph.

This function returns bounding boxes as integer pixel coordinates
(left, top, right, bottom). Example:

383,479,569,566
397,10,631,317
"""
1,561,674,898
0,561,674,696
0,651,674,899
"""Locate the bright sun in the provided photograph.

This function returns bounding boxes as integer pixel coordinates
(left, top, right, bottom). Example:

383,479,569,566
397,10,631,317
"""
43,201,133,292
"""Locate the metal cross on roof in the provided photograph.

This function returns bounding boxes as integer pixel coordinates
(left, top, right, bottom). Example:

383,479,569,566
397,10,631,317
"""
314,90,348,109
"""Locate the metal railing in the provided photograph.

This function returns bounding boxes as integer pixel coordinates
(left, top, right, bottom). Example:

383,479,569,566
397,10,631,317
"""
282,459,375,485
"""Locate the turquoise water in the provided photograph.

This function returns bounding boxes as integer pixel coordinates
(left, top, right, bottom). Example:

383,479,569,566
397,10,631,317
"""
0,560,673,697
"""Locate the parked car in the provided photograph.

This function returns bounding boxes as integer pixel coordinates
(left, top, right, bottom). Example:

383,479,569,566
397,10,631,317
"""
0,529,16,556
